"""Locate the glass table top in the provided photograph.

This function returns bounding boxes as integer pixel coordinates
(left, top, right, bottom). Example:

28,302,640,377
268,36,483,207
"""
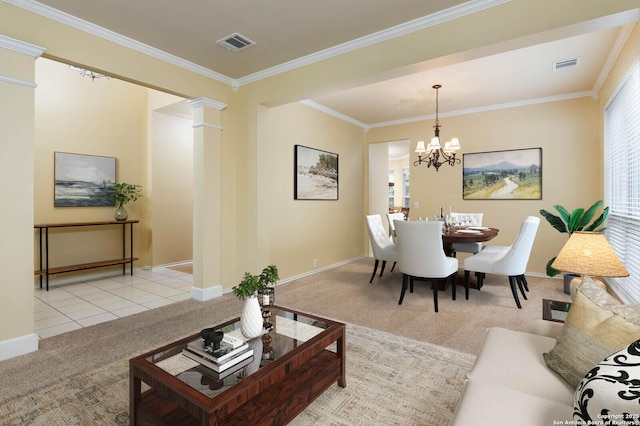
144,308,334,398
542,299,572,322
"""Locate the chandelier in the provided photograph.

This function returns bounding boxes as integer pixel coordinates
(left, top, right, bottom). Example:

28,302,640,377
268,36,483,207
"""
68,65,110,81
414,84,461,171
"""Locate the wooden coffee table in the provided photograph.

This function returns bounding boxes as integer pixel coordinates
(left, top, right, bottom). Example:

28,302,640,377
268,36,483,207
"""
129,306,346,425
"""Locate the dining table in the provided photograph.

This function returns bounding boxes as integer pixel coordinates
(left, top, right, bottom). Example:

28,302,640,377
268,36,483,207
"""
441,226,500,290
442,226,499,257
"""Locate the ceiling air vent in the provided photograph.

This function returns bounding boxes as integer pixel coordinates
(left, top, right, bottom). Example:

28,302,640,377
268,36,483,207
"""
553,57,580,72
216,33,255,52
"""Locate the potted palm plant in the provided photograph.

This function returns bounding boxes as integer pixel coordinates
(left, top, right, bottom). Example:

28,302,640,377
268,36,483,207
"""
232,265,279,338
539,200,608,293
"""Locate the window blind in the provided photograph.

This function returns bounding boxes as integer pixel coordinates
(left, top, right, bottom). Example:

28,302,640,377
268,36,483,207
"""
604,59,640,303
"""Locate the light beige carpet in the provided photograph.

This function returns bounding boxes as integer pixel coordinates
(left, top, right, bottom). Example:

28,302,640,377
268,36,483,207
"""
0,323,474,425
276,258,570,354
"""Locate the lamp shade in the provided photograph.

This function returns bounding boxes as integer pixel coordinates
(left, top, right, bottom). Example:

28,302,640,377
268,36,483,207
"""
551,231,629,277
427,137,441,151
447,138,461,151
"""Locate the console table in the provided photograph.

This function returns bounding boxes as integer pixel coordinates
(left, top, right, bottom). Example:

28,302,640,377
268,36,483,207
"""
34,220,139,291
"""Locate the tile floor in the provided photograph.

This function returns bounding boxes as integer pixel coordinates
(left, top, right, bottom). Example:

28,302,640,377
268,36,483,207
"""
34,267,193,339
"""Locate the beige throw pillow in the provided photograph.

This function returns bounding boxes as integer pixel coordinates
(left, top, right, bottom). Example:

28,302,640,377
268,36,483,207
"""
544,277,640,387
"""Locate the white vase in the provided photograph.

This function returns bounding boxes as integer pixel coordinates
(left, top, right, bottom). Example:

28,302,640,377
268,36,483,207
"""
240,296,263,339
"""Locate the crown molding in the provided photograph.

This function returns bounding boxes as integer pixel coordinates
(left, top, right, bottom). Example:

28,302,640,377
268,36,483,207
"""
592,23,635,98
3,0,235,85
368,91,596,129
192,122,223,131
0,74,38,88
187,97,227,111
237,0,510,86
5,0,509,90
303,91,597,130
300,100,369,131
0,33,45,57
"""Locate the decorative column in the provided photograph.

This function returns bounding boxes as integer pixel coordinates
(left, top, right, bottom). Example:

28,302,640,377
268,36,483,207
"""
188,97,227,300
0,35,44,360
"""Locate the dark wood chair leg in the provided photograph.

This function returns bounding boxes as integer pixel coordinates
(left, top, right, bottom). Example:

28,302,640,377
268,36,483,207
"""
464,270,470,300
410,276,414,293
369,259,379,283
398,274,409,305
450,274,456,301
516,275,528,300
475,272,485,290
379,260,387,278
432,280,439,313
508,276,522,309
390,262,396,272
521,274,529,292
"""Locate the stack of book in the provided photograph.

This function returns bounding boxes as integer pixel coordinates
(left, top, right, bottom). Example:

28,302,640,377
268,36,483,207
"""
182,334,254,378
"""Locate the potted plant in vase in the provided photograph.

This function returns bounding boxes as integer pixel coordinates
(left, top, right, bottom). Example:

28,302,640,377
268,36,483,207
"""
232,265,279,338
110,182,142,221
539,200,608,293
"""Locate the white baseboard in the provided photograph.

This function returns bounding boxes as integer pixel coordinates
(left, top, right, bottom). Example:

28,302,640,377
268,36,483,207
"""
0,333,38,361
277,256,367,285
151,261,192,269
191,285,223,301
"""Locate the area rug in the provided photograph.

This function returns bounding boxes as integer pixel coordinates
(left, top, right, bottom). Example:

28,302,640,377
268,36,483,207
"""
0,323,474,425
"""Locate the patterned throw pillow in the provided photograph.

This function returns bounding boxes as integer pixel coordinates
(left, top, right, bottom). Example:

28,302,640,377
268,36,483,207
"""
544,277,640,387
574,339,640,425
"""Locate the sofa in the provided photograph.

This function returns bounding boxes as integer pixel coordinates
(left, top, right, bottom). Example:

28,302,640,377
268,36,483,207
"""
451,276,640,425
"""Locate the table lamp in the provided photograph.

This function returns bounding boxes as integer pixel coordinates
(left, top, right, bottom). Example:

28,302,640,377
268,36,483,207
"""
551,232,629,287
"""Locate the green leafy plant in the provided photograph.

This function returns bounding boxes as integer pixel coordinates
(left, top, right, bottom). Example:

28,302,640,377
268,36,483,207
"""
108,182,142,207
232,265,279,301
539,200,608,276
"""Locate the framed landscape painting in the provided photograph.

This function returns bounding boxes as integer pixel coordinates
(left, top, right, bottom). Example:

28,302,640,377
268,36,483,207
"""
462,148,542,200
54,152,116,207
294,145,339,200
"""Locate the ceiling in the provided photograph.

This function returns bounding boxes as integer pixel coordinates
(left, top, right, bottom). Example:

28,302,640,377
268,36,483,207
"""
22,0,639,127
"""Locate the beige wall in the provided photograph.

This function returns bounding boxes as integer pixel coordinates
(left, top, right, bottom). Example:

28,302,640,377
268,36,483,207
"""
0,44,38,354
260,102,366,277
149,109,194,266
368,97,601,275
368,143,389,223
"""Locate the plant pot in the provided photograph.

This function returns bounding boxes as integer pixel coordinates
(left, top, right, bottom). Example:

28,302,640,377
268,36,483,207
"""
240,296,263,339
115,204,128,221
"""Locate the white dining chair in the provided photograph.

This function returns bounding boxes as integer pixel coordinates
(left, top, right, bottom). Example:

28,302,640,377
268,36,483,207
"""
451,212,484,227
394,220,458,312
386,212,405,241
450,212,484,256
365,214,398,283
463,216,540,308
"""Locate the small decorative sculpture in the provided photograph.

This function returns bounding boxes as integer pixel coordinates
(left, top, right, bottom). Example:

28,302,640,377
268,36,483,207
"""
258,287,275,331
200,328,224,350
